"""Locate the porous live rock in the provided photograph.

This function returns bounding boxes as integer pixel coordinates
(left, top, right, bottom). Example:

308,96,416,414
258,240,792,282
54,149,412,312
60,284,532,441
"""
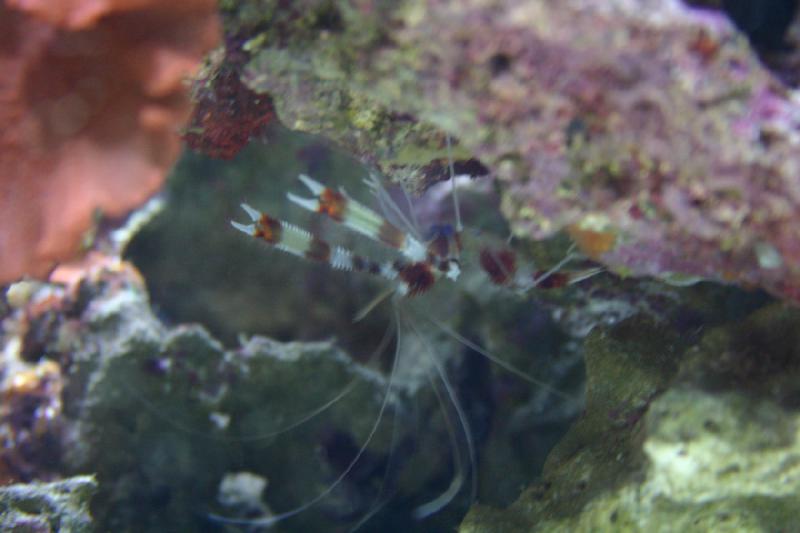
217,0,800,302
1,280,71,485
0,475,96,533
4,243,568,531
461,303,800,533
56,263,403,532
216,471,271,520
2,255,416,531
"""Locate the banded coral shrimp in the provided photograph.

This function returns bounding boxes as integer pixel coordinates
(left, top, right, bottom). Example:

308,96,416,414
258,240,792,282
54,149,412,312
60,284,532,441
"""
196,133,602,530
110,127,601,532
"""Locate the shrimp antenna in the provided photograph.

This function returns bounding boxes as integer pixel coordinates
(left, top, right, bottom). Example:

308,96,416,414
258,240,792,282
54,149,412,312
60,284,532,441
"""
446,133,463,233
422,312,575,402
364,171,423,242
231,326,396,442
208,320,401,528
401,306,478,519
113,356,359,443
401,184,423,239
530,245,577,288
346,391,403,531
353,285,396,323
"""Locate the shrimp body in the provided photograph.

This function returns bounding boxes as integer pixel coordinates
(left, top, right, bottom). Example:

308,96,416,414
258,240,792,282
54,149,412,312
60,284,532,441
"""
223,167,594,529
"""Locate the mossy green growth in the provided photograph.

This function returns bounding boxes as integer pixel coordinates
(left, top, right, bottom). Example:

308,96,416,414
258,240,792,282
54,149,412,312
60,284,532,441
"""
0,476,97,533
536,318,684,517
243,43,451,178
461,303,800,533
224,0,487,189
461,316,683,533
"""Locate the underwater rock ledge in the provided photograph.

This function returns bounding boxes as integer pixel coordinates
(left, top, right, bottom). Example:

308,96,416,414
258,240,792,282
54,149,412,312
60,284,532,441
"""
209,0,800,303
8,251,552,531
0,475,96,533
461,303,800,533
0,260,403,531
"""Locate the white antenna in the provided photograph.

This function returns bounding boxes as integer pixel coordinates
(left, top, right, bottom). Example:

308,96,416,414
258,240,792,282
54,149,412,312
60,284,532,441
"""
446,133,463,233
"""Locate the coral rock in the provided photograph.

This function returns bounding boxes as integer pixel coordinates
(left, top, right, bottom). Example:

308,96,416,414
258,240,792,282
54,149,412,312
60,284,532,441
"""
462,304,800,532
0,475,96,533
230,0,800,302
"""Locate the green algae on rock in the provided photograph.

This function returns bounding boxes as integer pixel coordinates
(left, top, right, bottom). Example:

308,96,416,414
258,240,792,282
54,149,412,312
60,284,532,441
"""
0,476,96,533
461,303,800,533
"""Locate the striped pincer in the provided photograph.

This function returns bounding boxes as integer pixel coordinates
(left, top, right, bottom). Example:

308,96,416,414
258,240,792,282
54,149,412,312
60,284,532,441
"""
230,173,599,301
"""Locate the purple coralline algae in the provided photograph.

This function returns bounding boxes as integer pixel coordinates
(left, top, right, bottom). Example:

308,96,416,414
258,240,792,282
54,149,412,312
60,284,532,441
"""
226,0,800,302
